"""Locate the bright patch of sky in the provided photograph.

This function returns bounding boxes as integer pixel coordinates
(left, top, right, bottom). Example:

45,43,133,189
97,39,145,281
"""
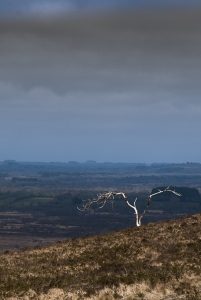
0,0,201,16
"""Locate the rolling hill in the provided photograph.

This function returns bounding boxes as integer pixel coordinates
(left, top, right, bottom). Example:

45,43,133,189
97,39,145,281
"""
1,213,201,299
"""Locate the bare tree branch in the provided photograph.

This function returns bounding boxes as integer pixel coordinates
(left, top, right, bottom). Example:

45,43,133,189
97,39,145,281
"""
77,187,182,226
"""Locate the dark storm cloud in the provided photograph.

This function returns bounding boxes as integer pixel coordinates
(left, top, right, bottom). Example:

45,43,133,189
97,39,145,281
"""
1,9,201,98
0,8,201,162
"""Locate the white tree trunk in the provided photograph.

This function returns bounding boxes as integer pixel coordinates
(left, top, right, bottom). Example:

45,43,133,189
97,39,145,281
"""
78,187,181,226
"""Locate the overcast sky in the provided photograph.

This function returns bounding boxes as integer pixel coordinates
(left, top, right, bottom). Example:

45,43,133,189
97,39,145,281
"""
1,0,201,15
0,1,201,163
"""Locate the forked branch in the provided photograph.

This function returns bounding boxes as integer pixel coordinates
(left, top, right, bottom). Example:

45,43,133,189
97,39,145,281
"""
77,187,182,226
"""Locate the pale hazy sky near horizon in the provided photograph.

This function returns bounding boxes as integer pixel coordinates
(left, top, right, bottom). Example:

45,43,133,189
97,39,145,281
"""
0,1,201,163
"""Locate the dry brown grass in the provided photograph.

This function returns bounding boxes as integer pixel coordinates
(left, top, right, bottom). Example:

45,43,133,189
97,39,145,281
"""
1,213,201,299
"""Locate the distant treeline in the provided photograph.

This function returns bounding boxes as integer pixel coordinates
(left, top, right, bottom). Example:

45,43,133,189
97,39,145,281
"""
38,171,82,177
11,177,38,182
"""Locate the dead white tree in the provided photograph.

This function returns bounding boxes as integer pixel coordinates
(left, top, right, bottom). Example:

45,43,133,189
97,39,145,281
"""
77,187,182,226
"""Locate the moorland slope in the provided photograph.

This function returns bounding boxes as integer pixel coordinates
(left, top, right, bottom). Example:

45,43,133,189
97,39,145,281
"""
1,213,201,300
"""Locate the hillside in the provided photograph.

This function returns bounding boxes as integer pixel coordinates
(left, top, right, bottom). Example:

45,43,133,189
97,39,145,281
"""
1,214,201,300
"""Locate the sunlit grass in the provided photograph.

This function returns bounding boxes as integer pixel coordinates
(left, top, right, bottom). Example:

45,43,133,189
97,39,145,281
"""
0,214,201,299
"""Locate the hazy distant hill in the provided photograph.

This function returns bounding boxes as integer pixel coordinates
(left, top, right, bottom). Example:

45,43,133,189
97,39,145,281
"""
1,213,201,299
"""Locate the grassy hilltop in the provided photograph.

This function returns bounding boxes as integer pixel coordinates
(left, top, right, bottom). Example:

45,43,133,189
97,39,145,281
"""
1,214,201,300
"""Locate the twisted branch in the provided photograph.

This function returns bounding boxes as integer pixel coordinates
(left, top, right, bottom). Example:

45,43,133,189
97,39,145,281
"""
77,187,182,226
